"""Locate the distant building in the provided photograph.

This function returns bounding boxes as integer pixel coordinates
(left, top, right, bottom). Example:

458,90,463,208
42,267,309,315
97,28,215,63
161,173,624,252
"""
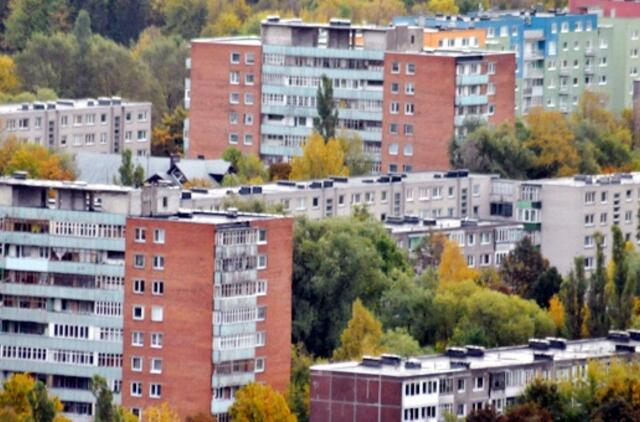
0,98,151,156
570,0,640,18
310,331,640,422
186,18,516,172
73,152,231,186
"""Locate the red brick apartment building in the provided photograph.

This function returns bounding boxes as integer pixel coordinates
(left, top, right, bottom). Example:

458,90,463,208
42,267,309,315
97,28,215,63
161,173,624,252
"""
121,211,293,420
186,18,515,173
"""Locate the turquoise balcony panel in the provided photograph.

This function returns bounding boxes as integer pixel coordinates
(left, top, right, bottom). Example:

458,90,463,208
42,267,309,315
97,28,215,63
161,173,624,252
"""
261,105,316,118
262,44,385,61
0,333,122,354
214,322,257,337
0,231,124,252
0,282,122,302
0,359,121,379
213,347,256,363
454,114,489,126
212,372,255,388
0,206,125,225
0,307,123,328
260,143,303,158
338,109,382,121
0,257,124,277
455,95,488,106
456,74,489,85
262,65,383,81
261,84,383,101
260,124,312,137
214,297,257,311
211,398,235,415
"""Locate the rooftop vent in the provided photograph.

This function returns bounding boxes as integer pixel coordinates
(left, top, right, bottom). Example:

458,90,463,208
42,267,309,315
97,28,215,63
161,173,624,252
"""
385,216,404,225
466,345,485,357
252,186,262,194
226,208,238,218
276,180,296,187
308,181,322,189
446,347,467,358
445,169,469,178
460,218,478,228
265,15,280,22
323,180,333,188
628,329,640,341
20,103,29,111
422,219,437,226
608,330,630,343
450,360,471,369
330,176,348,183
377,176,390,183
404,360,422,369
362,179,375,184
528,338,550,350
381,354,402,366
33,102,45,110
533,352,554,361
190,188,208,194
12,171,28,180
547,337,567,350
238,186,252,195
361,356,382,368
177,211,193,219
329,18,351,26
181,191,192,200
403,215,420,224
616,344,636,353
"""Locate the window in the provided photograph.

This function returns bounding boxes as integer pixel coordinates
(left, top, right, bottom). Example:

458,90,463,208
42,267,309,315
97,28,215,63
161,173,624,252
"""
74,115,83,126
475,376,484,390
245,53,255,64
585,235,594,248
132,331,143,346
457,379,465,392
230,52,241,63
391,62,400,73
130,382,142,397
403,144,413,156
134,228,146,242
257,255,267,270
551,23,558,34
244,113,253,125
389,143,399,155
405,103,414,115
133,279,145,294
585,214,595,226
585,192,595,204
406,63,416,74
229,93,240,104
405,83,415,95
601,191,608,203
134,254,145,268
255,357,265,372
149,383,161,399
133,306,144,320
60,115,68,127
153,229,165,244
137,130,147,141
404,124,413,136
100,133,107,144
152,281,164,295
258,229,267,244
389,123,398,135
229,133,239,144
391,82,399,94
244,93,254,105
245,73,255,85
153,256,164,270
151,306,164,322
151,358,162,374
244,134,253,145
131,356,143,372
561,22,569,33
151,333,163,348
390,102,399,114
230,71,240,84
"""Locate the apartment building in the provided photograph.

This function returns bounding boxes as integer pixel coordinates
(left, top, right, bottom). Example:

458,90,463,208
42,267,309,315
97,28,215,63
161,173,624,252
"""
186,18,515,172
121,210,293,420
385,216,525,269
0,98,151,156
310,331,640,422
0,176,157,421
422,27,487,49
570,0,640,17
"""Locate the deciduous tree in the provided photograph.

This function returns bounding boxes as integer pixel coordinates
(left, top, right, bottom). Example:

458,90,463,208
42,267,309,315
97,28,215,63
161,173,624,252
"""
142,403,181,422
314,75,338,142
588,232,608,337
438,237,478,284
290,133,348,180
332,299,384,361
229,383,296,422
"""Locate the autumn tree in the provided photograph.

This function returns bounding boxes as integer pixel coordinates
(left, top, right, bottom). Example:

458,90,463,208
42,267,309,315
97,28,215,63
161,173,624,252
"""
332,299,385,361
4,142,75,180
151,106,188,156
221,147,268,186
588,232,608,337
427,0,459,15
4,0,71,51
548,294,566,336
561,256,587,339
158,0,207,39
288,343,313,422
338,132,373,176
0,54,20,93
116,149,145,187
608,225,636,329
290,133,348,180
314,75,338,142
142,403,181,422
269,162,292,181
438,237,479,284
229,383,296,422
0,373,69,422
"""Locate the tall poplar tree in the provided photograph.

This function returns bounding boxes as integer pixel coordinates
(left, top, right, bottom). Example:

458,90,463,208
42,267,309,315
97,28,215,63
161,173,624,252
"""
314,74,338,142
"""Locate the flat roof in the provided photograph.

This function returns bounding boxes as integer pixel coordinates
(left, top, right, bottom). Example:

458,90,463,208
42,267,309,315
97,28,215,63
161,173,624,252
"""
192,36,261,46
533,172,640,188
311,336,638,378
0,98,150,114
133,210,288,225
385,217,523,234
0,177,134,193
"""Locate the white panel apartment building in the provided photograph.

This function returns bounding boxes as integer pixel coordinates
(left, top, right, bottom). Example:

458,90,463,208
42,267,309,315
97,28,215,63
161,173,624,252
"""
0,98,151,156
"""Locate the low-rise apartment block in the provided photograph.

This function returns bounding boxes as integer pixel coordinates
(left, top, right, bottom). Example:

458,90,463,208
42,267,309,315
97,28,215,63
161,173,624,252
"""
186,18,515,172
310,331,640,422
0,98,151,156
121,211,293,420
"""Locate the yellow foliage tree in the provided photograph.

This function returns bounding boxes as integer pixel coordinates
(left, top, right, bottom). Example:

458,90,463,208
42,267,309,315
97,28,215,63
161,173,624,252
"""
547,294,566,335
143,403,181,422
5,143,75,180
525,107,579,177
0,54,20,94
290,132,349,180
229,383,296,422
438,238,479,284
0,373,70,422
427,0,459,15
332,299,385,361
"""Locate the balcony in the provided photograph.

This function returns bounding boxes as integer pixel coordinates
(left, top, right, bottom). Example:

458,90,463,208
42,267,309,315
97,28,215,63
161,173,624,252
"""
0,307,123,328
0,281,122,302
584,48,595,57
455,95,488,106
456,74,489,85
523,69,544,79
0,357,122,379
0,231,123,251
524,51,544,61
454,114,489,126
213,348,255,364
260,142,303,158
211,372,255,388
211,398,235,415
524,29,544,40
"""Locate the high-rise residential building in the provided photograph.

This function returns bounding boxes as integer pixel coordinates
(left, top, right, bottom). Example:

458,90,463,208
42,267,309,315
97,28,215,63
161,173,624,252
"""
0,175,293,421
0,98,152,156
310,331,640,422
121,211,293,420
186,18,515,172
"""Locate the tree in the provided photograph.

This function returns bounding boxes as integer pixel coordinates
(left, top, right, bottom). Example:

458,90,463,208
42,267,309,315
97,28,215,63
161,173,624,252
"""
287,343,312,422
0,55,20,93
229,383,296,422
221,150,268,186
314,75,338,142
290,133,348,180
438,237,479,284
588,232,608,337
332,299,384,361
4,0,71,51
547,294,566,336
0,373,34,419
505,402,553,422
427,0,459,14
142,403,181,422
562,257,588,339
499,237,547,298
159,0,207,40
0,374,69,422
5,143,75,180
269,162,291,181
524,108,579,178
516,378,566,421
608,225,635,329
466,407,504,422
151,106,188,156
338,132,373,176
91,376,113,422
28,382,57,422
117,149,145,187
380,328,424,357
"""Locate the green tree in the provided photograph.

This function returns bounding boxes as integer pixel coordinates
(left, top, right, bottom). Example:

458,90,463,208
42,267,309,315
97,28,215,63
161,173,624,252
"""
499,237,555,303
28,382,56,422
151,106,188,156
608,225,635,329
287,343,312,422
332,299,384,361
561,256,588,339
159,0,207,39
314,74,338,142
90,375,113,422
117,149,144,187
338,132,373,176
588,232,608,337
380,328,424,357
4,0,71,51
229,383,296,422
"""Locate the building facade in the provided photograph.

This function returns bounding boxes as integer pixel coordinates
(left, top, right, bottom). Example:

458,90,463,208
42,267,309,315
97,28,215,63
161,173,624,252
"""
186,19,515,172
121,211,293,420
0,98,151,156
570,0,640,17
310,332,640,422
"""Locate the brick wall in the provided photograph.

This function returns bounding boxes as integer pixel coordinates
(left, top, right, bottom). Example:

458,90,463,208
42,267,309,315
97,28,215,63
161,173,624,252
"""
487,53,516,127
